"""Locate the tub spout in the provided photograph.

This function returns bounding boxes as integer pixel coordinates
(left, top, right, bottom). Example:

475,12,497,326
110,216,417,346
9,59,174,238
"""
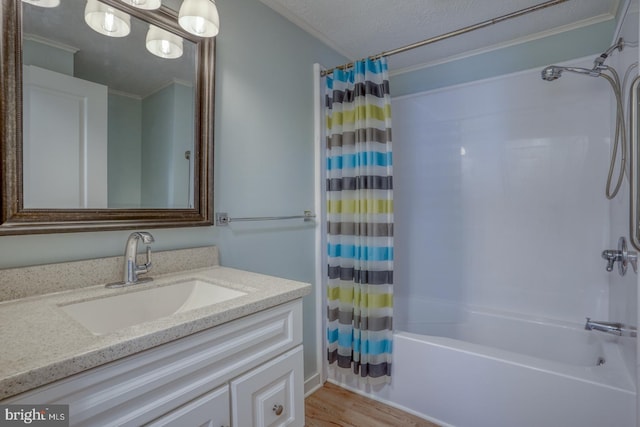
585,318,637,337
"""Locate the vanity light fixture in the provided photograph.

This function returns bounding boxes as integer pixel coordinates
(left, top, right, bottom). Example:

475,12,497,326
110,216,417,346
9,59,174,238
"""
85,0,131,37
82,0,216,59
21,0,60,8
146,24,183,58
119,0,161,10
178,0,219,37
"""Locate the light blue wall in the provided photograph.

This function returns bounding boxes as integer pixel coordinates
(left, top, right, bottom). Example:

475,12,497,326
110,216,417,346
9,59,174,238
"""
108,93,142,208
110,84,193,209
170,83,195,208
390,20,616,96
209,0,346,381
142,85,175,207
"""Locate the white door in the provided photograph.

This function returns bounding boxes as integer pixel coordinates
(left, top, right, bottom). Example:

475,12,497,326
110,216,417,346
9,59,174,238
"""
23,65,108,208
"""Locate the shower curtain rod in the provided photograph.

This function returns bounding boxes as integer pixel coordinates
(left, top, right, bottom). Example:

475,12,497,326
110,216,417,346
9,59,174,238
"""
320,0,570,77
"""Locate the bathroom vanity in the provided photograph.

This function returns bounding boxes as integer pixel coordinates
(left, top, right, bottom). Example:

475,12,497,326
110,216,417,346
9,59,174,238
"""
0,247,311,426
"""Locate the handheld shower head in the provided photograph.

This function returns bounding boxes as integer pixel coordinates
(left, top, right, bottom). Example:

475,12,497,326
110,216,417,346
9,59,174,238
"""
541,65,601,81
542,38,624,81
540,41,627,202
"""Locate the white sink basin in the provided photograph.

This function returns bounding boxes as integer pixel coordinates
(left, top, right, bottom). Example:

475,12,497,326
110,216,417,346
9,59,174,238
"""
59,279,247,335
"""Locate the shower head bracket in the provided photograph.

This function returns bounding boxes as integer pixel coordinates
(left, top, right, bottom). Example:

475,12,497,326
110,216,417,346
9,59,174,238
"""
594,38,625,69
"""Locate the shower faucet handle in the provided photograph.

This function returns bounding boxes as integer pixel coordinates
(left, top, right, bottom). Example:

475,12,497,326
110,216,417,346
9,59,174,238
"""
601,249,619,272
602,237,637,276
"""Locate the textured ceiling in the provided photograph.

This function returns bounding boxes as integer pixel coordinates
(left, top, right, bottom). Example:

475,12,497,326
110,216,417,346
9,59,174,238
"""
258,0,622,71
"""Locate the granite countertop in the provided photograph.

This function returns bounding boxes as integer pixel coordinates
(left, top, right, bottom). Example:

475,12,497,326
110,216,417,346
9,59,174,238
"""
0,266,311,400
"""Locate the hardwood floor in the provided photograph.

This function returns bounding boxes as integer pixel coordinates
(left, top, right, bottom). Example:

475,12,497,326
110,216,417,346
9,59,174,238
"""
305,382,440,427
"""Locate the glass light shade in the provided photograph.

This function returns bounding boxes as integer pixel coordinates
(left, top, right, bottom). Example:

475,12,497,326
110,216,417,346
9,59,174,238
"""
178,0,219,38
21,0,60,8
146,25,184,59
85,0,131,37
119,0,161,10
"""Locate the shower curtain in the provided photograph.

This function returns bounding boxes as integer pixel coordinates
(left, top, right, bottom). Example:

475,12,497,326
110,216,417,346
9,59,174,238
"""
325,57,394,382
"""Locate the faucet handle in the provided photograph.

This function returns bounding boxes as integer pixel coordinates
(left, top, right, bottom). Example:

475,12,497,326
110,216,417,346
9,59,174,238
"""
602,237,638,275
138,231,155,244
601,249,619,272
136,245,153,274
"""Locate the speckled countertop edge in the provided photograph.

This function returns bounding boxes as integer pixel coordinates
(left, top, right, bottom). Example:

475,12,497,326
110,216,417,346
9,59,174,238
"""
0,266,311,400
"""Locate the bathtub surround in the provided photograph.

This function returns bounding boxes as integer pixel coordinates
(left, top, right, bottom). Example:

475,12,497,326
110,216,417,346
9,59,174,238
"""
325,58,395,382
388,56,635,426
392,57,612,324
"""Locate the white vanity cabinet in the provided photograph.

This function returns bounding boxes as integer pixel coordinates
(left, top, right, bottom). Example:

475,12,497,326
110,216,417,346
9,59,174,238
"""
4,300,305,427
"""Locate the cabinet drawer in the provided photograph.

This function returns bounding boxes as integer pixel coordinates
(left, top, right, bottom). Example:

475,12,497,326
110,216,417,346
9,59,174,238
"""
5,300,302,427
145,385,230,427
231,346,304,427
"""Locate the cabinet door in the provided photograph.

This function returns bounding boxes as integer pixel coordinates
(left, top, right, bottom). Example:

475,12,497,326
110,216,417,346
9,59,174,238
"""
230,346,304,427
145,385,230,427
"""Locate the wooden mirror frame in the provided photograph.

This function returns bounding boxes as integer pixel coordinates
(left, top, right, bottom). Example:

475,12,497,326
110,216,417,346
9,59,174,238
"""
0,0,214,235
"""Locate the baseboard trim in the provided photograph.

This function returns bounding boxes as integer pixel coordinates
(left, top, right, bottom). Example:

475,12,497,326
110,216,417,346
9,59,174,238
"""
304,373,323,397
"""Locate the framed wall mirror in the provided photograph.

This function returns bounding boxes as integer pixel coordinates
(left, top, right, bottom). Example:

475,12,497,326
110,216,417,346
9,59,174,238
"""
0,0,214,235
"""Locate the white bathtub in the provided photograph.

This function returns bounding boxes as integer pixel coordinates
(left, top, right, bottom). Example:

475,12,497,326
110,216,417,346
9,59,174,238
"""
330,302,637,427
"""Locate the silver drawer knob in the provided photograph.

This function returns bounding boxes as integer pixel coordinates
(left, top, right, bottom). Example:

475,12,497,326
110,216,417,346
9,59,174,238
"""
272,404,284,416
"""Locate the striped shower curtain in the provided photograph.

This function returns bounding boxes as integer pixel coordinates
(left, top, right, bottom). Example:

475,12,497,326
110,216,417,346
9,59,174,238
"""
325,57,394,383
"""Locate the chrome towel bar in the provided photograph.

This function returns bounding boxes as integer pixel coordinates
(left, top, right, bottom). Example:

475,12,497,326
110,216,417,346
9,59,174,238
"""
215,211,315,226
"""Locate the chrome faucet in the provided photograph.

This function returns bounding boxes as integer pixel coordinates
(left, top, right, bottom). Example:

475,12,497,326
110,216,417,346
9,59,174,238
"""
106,231,155,288
602,236,637,276
585,318,637,337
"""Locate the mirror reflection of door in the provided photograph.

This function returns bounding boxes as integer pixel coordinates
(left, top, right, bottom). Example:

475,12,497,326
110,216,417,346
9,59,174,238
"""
23,65,108,209
21,1,197,210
